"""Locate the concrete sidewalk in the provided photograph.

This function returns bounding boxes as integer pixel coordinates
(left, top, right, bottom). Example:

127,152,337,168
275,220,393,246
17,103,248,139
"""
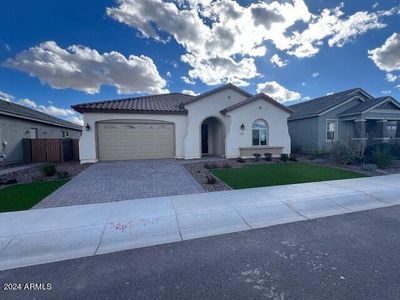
0,175,399,271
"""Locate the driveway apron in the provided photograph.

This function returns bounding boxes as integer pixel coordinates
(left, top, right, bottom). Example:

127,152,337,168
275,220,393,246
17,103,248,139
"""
35,160,204,208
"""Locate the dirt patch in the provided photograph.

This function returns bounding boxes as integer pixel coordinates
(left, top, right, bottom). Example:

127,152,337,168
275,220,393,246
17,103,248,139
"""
0,162,91,185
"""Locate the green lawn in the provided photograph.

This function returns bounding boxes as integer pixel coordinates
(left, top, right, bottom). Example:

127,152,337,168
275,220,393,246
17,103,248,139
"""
211,162,366,189
0,179,68,213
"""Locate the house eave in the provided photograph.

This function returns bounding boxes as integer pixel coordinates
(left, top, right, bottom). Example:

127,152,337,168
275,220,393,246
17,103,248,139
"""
0,110,82,131
73,108,188,115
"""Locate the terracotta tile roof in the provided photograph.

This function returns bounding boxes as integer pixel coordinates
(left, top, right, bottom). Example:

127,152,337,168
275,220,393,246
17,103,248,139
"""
0,99,82,130
72,93,194,114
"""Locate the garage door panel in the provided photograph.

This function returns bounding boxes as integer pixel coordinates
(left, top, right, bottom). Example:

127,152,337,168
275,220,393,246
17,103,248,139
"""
97,122,174,161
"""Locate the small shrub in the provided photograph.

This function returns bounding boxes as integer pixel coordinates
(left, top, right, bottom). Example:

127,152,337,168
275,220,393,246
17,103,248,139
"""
330,143,356,165
222,163,232,169
206,175,217,184
236,157,245,163
264,153,272,161
41,163,56,177
372,146,393,169
289,154,297,162
361,163,377,172
253,153,261,161
56,170,70,179
280,153,289,162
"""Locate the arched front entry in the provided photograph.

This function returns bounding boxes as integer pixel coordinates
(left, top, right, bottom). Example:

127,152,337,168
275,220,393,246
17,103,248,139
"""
200,116,225,157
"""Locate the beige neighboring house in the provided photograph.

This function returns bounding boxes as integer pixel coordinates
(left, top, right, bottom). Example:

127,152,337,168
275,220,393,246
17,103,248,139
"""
72,84,293,163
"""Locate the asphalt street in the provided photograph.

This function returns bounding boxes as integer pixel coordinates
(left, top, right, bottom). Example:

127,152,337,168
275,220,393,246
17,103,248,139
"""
1,205,400,300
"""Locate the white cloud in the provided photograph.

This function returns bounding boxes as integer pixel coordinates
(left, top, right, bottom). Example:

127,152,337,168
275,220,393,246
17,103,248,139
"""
181,89,199,96
386,73,398,82
3,41,168,95
396,84,400,90
181,76,196,85
38,105,76,117
312,72,319,77
107,0,310,85
373,3,379,9
107,0,398,84
286,4,398,58
302,96,311,101
326,92,334,95
256,81,301,102
270,54,287,67
17,98,37,108
2,91,81,124
66,116,84,126
369,33,400,72
166,71,172,77
0,90,14,102
182,54,258,86
302,82,306,86
381,90,392,94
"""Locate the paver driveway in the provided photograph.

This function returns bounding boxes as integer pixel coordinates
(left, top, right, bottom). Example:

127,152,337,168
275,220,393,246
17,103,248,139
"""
35,160,204,208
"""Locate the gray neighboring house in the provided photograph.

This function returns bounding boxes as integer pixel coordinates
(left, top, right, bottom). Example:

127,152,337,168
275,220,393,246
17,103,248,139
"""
288,88,400,153
0,99,82,165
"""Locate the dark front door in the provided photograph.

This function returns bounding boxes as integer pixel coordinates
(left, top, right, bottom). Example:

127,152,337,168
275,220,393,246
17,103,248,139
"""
201,123,208,154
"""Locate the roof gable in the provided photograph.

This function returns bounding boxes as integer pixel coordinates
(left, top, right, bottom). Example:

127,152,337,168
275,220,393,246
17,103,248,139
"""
288,88,372,120
182,83,252,106
339,96,400,116
220,93,293,115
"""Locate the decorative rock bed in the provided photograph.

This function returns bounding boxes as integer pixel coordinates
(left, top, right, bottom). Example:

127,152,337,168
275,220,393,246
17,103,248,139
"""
0,162,90,186
184,158,285,192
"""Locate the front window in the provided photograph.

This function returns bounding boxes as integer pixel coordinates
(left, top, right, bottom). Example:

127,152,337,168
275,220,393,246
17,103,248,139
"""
252,119,268,146
326,120,338,141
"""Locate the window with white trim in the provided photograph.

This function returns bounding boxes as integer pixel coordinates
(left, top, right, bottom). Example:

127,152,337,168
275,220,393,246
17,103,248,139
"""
252,119,268,146
326,120,338,141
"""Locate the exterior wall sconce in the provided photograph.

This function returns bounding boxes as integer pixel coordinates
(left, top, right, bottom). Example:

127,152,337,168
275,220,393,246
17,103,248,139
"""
240,123,245,131
85,123,91,131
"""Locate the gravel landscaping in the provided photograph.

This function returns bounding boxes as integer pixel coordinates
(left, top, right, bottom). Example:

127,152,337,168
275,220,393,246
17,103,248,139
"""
0,162,90,186
184,158,289,192
185,155,400,191
296,156,400,177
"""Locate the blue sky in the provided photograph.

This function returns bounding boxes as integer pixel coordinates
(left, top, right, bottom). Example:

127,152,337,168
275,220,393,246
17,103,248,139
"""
0,0,399,125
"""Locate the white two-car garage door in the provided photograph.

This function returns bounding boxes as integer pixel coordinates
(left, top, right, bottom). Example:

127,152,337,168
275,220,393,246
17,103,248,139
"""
97,122,174,161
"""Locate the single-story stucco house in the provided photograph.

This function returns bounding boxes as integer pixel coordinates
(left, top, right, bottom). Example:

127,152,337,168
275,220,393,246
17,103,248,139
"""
288,88,400,153
0,99,82,165
72,84,293,163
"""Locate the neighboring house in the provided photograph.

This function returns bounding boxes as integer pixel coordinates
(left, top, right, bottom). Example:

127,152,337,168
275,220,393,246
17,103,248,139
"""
0,99,82,165
288,88,400,153
72,83,292,163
